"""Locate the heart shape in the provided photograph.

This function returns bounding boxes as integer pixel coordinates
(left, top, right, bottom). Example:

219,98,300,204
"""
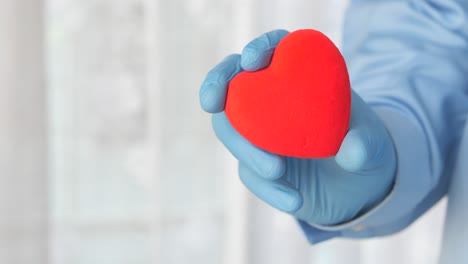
225,29,351,158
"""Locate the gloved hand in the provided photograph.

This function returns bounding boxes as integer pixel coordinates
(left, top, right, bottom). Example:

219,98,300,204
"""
199,30,397,225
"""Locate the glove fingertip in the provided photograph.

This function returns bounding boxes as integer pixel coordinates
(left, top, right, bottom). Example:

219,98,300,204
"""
240,29,289,71
284,189,303,213
240,46,264,71
199,83,225,113
238,163,302,213
335,131,368,172
260,155,286,180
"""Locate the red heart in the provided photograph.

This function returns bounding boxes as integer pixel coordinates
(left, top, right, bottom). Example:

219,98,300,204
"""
225,29,351,158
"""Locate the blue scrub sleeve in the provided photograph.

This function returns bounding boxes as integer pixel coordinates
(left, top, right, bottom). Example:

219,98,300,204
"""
299,0,468,243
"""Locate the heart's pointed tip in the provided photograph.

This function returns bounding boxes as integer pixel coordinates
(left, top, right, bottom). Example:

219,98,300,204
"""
285,149,339,159
247,140,341,160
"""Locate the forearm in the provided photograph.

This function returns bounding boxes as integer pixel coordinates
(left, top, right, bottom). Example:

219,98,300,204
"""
300,0,468,243
343,0,468,232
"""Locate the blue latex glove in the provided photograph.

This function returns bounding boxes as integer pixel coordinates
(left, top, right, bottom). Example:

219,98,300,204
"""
200,30,397,225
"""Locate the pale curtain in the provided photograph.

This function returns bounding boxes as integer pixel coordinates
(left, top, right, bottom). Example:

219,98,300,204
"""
0,0,447,263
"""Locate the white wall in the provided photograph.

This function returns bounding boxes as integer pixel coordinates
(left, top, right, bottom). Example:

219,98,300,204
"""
0,0,48,263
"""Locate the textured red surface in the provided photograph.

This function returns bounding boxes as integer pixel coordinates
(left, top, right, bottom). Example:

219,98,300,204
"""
225,29,351,158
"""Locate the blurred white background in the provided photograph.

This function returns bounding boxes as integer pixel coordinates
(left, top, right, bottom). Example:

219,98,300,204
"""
0,0,447,263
